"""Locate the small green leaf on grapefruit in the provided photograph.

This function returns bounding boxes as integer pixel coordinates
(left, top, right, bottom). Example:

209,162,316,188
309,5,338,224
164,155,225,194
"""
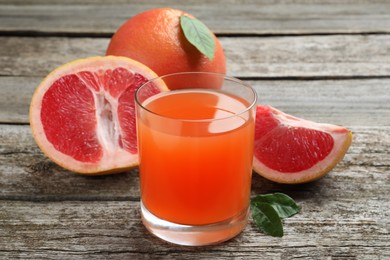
180,15,216,60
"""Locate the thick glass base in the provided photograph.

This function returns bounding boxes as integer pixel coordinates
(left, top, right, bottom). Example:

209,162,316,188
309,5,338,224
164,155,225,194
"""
140,202,248,246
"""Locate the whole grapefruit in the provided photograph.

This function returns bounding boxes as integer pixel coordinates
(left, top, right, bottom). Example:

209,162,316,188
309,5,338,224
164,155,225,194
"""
106,8,226,89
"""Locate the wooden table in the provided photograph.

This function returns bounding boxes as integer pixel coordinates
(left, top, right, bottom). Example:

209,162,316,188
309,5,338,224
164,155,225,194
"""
1,1,389,259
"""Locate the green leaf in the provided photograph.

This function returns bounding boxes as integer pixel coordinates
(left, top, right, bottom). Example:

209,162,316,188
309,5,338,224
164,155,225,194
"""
251,202,283,237
180,15,216,60
250,193,300,237
251,193,300,219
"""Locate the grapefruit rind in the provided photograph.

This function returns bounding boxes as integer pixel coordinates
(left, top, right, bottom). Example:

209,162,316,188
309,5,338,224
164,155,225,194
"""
30,56,166,175
252,106,353,184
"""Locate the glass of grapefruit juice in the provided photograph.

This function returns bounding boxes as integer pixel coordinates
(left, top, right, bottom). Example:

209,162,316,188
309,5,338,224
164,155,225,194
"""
135,72,257,246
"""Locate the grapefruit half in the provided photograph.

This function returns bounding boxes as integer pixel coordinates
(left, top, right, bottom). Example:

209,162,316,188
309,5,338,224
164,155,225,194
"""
30,56,166,175
253,106,352,184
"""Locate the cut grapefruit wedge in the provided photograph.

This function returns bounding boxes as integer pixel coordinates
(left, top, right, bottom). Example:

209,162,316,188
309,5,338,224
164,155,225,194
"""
253,105,352,184
30,56,166,175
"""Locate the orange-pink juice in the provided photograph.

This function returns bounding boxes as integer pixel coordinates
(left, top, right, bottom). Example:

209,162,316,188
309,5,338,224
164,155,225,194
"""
137,89,255,225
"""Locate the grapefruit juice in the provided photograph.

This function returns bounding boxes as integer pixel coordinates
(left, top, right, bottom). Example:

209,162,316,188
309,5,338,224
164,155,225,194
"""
137,89,255,225
135,72,257,246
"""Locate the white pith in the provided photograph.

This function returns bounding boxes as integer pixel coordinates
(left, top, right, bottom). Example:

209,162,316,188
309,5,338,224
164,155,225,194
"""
76,71,124,164
94,92,120,154
30,56,162,174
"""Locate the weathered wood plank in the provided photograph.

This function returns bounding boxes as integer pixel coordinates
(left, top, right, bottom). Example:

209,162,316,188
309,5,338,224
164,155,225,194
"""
227,35,390,78
0,124,139,200
0,76,38,124
1,35,390,78
0,125,389,201
2,76,390,125
1,0,390,35
0,199,388,259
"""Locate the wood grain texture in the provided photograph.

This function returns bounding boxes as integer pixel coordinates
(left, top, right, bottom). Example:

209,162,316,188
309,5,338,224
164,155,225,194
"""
2,77,389,125
1,125,389,201
0,198,388,259
1,123,389,257
1,35,390,78
1,0,390,35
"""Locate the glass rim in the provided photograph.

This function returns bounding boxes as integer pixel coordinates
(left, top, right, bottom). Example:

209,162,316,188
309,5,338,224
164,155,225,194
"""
135,72,257,122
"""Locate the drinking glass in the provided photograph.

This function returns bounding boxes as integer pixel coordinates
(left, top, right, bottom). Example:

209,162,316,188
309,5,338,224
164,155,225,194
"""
135,72,257,246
